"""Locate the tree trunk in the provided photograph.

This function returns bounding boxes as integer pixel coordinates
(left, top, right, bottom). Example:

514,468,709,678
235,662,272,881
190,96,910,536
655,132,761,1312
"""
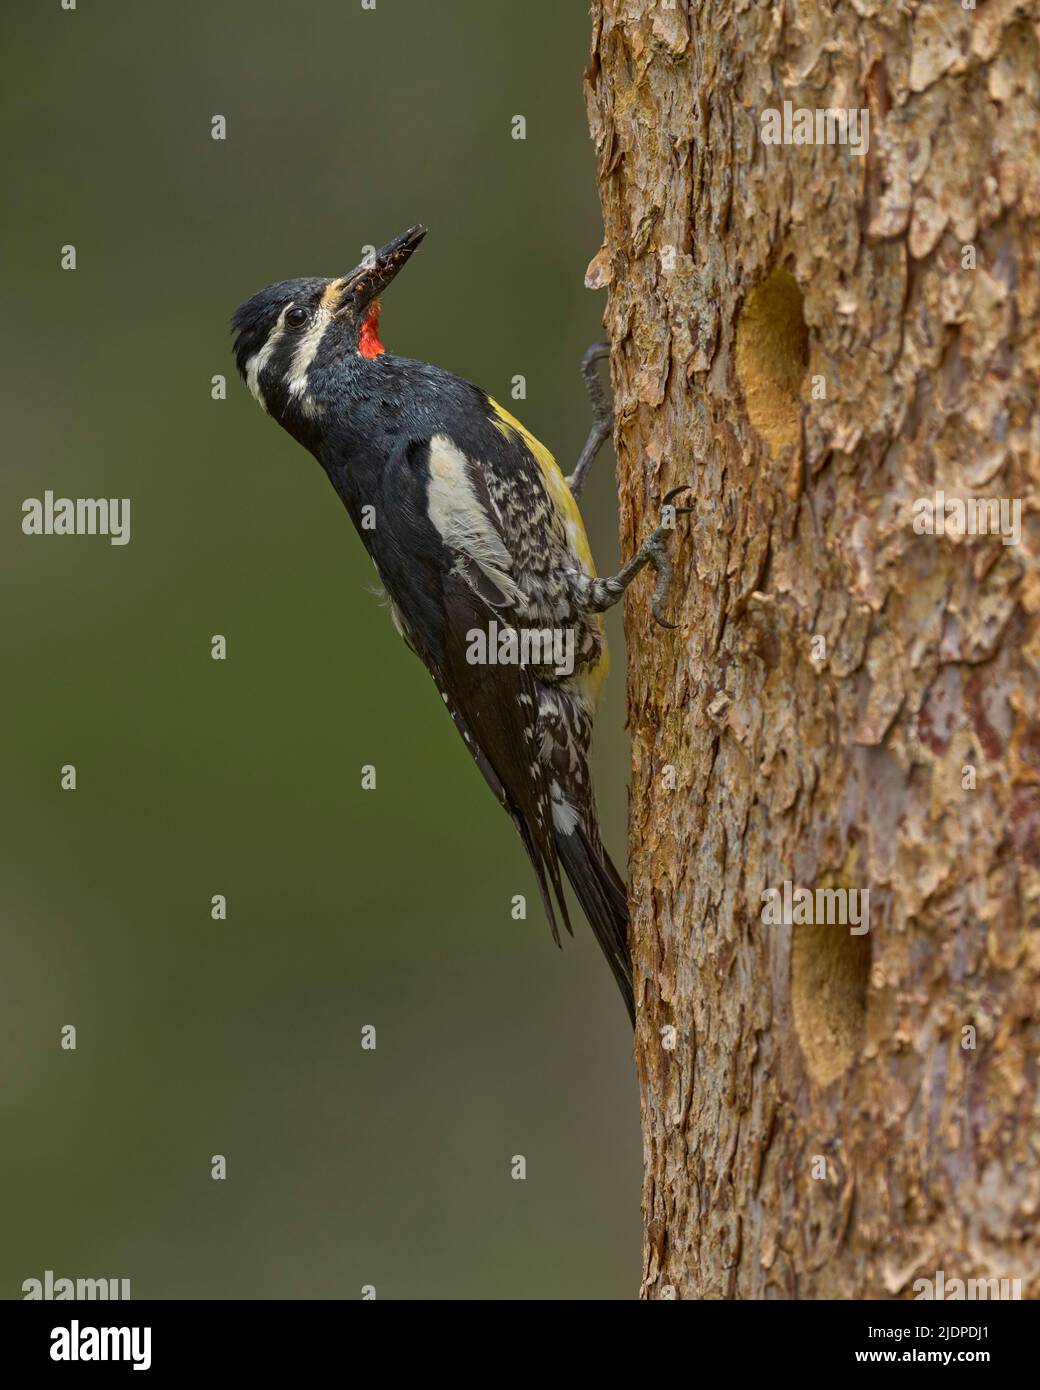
585,0,1040,1300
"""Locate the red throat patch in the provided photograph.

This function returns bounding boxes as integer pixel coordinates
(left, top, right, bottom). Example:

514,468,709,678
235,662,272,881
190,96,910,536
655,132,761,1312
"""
358,303,385,359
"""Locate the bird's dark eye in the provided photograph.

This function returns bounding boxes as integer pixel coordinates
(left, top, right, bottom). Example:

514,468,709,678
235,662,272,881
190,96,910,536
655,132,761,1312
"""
286,306,309,329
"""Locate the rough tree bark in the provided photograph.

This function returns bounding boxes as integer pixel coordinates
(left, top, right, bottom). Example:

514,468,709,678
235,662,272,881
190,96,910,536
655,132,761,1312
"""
585,0,1040,1299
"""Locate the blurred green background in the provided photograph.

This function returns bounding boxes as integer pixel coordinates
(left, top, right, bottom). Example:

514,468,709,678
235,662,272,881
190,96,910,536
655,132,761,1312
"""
2,1,639,1298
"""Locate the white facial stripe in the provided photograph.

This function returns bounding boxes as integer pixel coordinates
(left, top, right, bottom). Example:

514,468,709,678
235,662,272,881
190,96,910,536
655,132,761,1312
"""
426,434,520,605
244,305,289,414
285,306,333,400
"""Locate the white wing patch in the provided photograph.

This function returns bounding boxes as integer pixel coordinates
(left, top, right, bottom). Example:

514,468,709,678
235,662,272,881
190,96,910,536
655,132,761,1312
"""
426,434,520,605
550,782,579,835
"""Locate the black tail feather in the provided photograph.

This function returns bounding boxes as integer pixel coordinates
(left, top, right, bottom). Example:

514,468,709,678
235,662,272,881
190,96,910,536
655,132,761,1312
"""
555,826,634,1026
515,813,573,946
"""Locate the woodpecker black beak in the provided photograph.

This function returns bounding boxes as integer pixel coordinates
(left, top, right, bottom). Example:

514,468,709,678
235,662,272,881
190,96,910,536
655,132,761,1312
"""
334,225,426,317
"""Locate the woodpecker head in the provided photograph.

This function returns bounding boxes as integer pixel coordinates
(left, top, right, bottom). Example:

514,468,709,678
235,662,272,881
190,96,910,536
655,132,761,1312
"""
231,224,426,434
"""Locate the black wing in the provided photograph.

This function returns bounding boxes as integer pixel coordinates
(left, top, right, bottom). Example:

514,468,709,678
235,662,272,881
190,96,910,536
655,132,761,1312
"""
370,433,573,943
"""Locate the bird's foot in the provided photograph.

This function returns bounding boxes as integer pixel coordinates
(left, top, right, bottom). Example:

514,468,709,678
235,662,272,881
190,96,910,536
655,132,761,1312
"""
639,486,695,629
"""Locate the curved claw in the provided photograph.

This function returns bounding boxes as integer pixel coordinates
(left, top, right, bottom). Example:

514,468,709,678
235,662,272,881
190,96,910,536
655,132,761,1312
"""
568,345,614,498
649,485,694,629
661,484,692,508
646,543,678,629
661,486,695,522
650,576,679,627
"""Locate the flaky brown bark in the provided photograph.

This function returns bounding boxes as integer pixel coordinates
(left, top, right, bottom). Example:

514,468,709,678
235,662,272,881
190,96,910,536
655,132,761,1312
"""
585,0,1040,1299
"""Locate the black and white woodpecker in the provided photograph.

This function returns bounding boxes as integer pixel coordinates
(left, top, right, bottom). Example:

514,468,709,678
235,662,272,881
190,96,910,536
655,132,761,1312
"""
231,227,688,1026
